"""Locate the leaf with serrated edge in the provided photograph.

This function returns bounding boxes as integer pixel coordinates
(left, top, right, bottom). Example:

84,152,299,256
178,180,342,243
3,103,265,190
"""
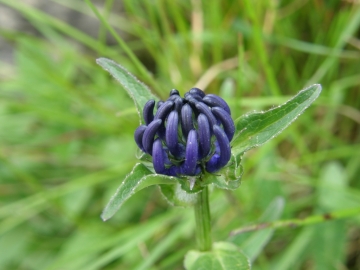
101,163,176,221
96,58,159,124
184,242,251,270
231,84,321,156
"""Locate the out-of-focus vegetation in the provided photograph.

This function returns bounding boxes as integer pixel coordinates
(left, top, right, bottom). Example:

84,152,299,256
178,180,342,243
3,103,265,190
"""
0,0,359,269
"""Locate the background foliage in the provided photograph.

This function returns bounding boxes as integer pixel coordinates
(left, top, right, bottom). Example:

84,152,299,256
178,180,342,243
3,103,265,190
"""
0,0,359,269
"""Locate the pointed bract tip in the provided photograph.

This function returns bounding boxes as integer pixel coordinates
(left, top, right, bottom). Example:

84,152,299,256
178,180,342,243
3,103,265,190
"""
100,213,110,222
189,177,196,190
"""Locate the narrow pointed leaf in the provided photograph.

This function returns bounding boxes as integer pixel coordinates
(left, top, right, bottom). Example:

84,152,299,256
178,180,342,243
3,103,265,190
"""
96,58,159,123
101,163,176,221
184,242,251,270
230,197,285,262
231,84,321,156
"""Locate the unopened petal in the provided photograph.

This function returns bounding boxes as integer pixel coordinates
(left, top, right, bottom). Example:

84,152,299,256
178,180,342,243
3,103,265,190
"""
134,125,147,151
181,103,194,139
212,107,235,141
152,138,166,174
189,87,205,98
213,125,231,168
143,100,155,125
142,119,162,154
203,94,231,115
195,102,217,129
197,114,211,159
182,130,199,175
166,111,179,155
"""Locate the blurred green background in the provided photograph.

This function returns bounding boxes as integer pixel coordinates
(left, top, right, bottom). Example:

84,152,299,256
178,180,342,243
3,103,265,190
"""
0,0,359,269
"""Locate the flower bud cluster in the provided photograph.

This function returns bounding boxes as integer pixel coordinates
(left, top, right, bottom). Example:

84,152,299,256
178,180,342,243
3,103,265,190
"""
134,88,234,177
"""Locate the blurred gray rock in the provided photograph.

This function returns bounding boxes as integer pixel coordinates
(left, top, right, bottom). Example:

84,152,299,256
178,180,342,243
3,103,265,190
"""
0,0,124,64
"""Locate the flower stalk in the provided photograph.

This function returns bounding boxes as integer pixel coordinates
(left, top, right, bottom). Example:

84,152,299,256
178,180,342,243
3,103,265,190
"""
194,186,212,251
134,88,234,251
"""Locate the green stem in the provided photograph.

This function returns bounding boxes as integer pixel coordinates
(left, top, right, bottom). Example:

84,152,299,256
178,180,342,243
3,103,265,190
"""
230,206,360,236
194,186,212,251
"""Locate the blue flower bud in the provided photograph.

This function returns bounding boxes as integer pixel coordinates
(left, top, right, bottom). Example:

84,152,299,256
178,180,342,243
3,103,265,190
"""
143,100,155,125
170,89,180,96
216,126,231,167
184,95,199,106
173,96,184,113
195,102,217,129
182,130,199,175
166,111,184,158
152,138,166,174
203,94,231,115
189,87,205,98
154,100,173,139
206,125,231,171
166,165,182,177
157,101,164,109
185,92,203,102
211,107,235,141
181,103,194,139
166,111,179,153
154,100,174,121
142,119,162,154
134,125,147,151
205,154,221,173
197,114,211,159
135,88,234,177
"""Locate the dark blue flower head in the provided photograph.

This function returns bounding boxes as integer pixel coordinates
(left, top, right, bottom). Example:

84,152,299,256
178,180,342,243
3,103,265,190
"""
134,88,234,177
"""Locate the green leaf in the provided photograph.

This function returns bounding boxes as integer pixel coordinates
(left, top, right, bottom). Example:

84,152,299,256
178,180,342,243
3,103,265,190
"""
159,183,199,207
271,227,314,270
314,162,348,269
184,242,251,270
318,162,360,210
101,163,176,221
96,58,159,123
231,197,285,262
231,84,322,156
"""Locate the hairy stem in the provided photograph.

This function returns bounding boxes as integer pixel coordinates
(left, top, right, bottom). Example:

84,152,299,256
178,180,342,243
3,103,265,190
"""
194,186,212,251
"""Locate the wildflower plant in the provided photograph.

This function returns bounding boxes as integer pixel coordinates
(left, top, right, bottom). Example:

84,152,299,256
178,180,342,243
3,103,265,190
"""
98,58,321,270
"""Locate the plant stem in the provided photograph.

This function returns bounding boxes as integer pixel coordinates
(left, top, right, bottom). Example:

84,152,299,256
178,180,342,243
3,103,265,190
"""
230,206,360,236
194,186,212,251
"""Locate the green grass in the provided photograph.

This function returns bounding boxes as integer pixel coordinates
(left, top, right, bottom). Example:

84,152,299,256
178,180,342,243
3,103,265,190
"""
0,0,359,269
